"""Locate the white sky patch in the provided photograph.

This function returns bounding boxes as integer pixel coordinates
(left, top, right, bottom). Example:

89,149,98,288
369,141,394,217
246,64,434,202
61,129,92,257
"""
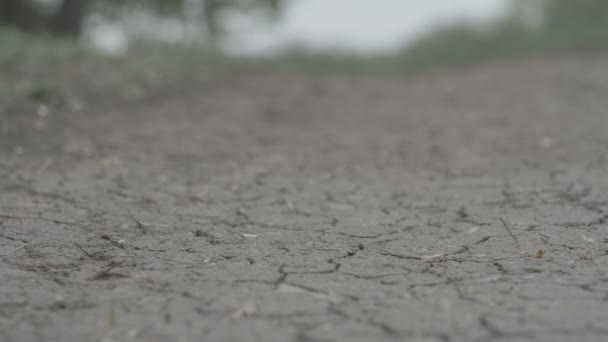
85,0,511,57
222,0,510,56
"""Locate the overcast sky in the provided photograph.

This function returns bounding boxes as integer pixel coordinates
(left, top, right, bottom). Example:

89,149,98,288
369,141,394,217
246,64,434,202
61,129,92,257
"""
224,0,510,55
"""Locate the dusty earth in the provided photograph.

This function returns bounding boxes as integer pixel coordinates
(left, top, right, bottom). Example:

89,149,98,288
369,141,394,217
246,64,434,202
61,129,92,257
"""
2,52,608,342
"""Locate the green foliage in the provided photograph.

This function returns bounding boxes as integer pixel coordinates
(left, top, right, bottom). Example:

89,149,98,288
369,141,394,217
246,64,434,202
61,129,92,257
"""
386,0,608,71
394,24,526,69
541,0,608,45
26,81,59,101
545,0,608,27
0,28,84,66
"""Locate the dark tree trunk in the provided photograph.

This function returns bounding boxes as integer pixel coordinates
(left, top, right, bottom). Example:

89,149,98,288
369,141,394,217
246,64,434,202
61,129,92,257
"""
203,0,222,37
52,0,88,37
0,0,46,33
0,0,26,26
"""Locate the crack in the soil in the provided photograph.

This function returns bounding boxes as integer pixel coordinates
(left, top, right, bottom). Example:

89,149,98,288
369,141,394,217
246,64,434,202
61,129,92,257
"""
338,232,382,239
453,245,469,255
473,236,492,245
379,251,422,260
0,213,86,230
340,272,405,280
328,304,400,338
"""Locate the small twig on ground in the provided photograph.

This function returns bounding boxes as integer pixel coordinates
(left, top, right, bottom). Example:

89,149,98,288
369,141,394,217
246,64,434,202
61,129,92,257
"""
499,217,519,245
100,234,125,249
73,243,94,259
0,239,37,257
88,261,126,280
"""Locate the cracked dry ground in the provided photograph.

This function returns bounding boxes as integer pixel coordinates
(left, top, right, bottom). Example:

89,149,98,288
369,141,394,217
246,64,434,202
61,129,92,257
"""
2,52,608,342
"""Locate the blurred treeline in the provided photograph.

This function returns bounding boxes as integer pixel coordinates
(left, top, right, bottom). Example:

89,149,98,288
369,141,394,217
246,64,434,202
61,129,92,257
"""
0,0,282,38
1,0,607,38
398,0,608,69
0,0,607,67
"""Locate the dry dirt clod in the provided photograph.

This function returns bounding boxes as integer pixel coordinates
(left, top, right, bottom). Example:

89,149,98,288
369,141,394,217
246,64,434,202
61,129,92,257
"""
88,261,127,280
232,301,257,319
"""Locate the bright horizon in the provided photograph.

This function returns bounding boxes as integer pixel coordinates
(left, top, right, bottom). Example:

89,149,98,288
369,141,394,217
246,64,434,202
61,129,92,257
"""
223,0,510,55
87,0,512,56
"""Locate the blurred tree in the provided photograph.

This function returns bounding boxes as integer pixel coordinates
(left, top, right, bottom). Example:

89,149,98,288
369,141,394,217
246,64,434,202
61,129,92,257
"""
0,0,47,34
510,0,608,30
200,0,282,36
543,0,608,27
52,0,89,36
509,0,546,30
0,0,283,38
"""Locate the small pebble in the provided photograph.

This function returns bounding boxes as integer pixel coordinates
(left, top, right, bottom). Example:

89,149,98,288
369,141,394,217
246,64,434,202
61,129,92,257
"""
467,226,480,234
538,136,554,148
37,104,49,118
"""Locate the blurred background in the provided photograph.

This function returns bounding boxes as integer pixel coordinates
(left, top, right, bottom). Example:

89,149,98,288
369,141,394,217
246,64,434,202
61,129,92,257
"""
2,0,608,58
1,0,608,106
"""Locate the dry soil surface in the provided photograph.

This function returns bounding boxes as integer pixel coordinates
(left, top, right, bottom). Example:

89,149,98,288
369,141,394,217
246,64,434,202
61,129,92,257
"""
2,52,608,342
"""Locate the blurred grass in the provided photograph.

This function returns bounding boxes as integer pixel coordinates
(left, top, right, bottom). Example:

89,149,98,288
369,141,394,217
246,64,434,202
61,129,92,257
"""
0,29,86,66
0,29,225,104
